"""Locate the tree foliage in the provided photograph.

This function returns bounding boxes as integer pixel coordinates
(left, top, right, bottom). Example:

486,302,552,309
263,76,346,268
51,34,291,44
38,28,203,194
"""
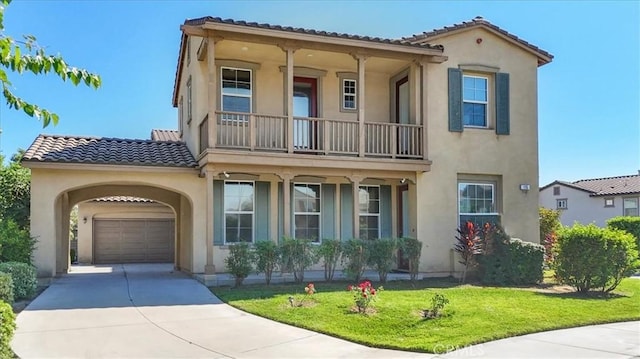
0,152,30,229
0,0,101,127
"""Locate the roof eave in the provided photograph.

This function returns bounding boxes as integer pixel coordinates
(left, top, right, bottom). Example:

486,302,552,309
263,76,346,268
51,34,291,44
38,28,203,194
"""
22,161,199,173
171,32,188,108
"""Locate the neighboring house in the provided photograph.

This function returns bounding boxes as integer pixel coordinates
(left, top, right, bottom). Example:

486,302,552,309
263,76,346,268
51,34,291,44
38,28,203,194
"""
540,174,640,227
22,16,552,282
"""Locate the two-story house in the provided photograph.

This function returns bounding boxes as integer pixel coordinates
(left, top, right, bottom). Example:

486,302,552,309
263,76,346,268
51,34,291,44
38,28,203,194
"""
23,16,552,282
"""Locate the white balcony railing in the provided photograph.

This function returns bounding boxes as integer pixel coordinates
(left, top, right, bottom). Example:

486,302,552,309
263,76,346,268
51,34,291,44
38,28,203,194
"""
214,111,423,159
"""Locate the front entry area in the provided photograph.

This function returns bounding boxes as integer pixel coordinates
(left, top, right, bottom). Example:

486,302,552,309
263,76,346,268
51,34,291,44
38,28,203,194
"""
93,219,175,264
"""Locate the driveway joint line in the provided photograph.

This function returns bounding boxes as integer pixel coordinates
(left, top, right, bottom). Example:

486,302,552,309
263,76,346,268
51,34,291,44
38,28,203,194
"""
522,335,634,356
239,333,319,353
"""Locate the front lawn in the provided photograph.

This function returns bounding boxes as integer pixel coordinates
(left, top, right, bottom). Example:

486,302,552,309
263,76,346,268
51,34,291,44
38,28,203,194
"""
211,278,640,353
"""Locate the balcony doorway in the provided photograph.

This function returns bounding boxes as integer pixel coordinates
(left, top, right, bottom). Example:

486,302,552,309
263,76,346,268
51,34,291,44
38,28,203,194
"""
293,77,318,151
395,76,410,155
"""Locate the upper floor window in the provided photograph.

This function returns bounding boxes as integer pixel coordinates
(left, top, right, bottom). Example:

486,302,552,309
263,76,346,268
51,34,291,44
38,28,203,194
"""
553,186,561,196
293,183,321,242
221,67,252,113
463,75,488,127
604,198,614,207
224,181,254,244
556,198,568,210
342,79,357,110
186,77,192,124
359,186,380,240
623,197,639,216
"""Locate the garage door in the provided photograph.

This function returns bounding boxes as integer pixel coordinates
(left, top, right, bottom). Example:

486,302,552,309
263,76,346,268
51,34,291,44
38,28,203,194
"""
94,219,175,264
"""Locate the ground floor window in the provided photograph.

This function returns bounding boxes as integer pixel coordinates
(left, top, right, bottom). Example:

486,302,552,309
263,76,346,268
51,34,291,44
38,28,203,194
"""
359,185,380,240
224,181,254,243
458,182,499,225
623,197,639,217
294,183,321,242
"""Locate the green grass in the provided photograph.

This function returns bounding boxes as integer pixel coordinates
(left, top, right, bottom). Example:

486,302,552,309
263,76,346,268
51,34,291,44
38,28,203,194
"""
211,277,640,353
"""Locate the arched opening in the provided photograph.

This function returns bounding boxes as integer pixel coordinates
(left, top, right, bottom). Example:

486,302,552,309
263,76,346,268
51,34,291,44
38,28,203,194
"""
53,183,194,275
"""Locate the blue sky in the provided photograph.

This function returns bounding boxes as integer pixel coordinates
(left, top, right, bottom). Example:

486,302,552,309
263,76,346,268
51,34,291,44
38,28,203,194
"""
1,1,638,186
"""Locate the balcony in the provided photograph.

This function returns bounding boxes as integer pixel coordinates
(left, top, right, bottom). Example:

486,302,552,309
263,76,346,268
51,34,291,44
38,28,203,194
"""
211,111,424,159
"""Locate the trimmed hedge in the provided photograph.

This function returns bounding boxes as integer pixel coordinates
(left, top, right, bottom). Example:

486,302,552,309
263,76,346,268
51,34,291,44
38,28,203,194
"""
0,274,13,304
478,225,544,285
555,224,640,293
0,301,15,358
0,261,37,300
607,216,640,255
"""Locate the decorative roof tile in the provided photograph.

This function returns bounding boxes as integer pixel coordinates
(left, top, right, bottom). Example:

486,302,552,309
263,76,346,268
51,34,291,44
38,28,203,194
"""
93,196,155,203
404,16,553,65
22,135,197,168
151,129,181,142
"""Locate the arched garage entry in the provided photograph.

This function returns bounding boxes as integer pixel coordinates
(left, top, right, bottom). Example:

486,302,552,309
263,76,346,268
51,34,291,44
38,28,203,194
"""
54,184,194,275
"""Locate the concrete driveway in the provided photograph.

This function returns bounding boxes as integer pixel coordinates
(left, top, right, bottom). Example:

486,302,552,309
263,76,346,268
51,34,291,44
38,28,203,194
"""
12,264,640,358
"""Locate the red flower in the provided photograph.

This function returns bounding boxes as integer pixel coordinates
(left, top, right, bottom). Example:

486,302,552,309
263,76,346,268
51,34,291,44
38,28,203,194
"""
347,285,353,291
371,289,376,295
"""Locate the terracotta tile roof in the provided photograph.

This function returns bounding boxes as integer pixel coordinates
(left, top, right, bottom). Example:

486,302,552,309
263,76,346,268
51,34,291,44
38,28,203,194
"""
151,129,181,142
185,16,444,51
542,174,640,197
22,135,197,168
93,196,155,203
404,16,553,66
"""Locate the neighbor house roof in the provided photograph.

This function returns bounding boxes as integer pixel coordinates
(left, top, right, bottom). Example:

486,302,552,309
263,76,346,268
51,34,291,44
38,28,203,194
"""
404,16,553,66
22,135,197,168
172,16,446,106
151,129,181,142
541,174,640,197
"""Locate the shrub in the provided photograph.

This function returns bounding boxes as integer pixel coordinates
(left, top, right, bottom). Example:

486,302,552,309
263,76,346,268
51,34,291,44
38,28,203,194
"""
423,293,449,319
347,280,382,314
539,207,561,244
0,273,13,304
607,216,640,256
555,224,640,293
341,239,368,282
366,238,397,283
0,261,37,300
478,224,544,285
0,301,16,358
224,243,253,287
399,237,423,282
454,221,482,283
0,218,37,264
280,237,315,283
316,239,342,282
254,241,280,285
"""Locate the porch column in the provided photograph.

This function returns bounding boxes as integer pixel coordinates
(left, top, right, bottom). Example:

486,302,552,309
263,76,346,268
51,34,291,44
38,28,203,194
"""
281,171,293,237
348,175,364,239
207,36,218,149
418,59,429,159
353,54,367,157
280,45,297,154
204,168,216,274
269,179,279,241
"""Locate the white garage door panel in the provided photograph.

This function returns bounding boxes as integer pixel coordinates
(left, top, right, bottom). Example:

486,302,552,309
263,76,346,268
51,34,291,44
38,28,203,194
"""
94,219,174,264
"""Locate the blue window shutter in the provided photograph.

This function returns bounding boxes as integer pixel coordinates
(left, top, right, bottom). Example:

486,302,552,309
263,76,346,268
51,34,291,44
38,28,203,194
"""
340,184,353,241
213,180,224,245
321,184,336,240
255,182,270,241
495,72,510,135
277,182,283,243
448,68,463,132
380,185,392,238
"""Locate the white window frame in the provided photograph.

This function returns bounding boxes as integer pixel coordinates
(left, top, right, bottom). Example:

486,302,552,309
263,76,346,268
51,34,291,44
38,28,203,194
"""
293,183,321,243
556,198,568,210
342,79,357,111
223,181,255,244
186,77,192,124
623,197,639,216
359,185,380,240
462,74,489,128
221,67,252,122
458,182,498,216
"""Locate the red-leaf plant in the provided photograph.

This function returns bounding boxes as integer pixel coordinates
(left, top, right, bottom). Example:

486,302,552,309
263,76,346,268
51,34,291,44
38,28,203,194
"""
454,221,483,283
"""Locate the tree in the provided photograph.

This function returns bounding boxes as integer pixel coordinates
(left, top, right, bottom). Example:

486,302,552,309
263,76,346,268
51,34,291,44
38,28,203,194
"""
0,151,30,229
0,0,101,127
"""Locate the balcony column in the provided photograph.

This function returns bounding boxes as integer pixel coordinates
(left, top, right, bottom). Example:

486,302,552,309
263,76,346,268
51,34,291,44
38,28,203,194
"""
207,36,218,150
279,44,298,154
204,167,217,274
348,174,365,239
418,59,429,159
353,54,368,157
280,171,294,237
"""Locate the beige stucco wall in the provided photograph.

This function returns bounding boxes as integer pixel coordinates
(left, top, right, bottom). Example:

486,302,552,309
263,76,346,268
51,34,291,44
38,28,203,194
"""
28,166,207,277
417,28,542,274
76,201,174,264
540,185,625,227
